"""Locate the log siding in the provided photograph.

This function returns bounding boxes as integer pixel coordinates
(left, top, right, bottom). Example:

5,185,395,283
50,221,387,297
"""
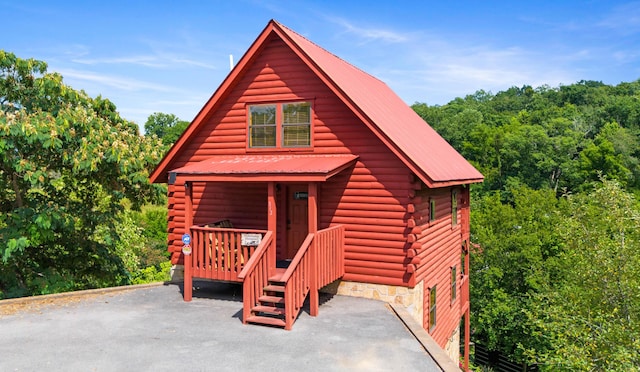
166,37,415,285
412,185,466,348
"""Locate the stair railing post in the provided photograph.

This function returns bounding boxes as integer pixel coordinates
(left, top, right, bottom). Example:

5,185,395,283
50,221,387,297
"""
308,182,319,316
267,182,277,277
310,237,318,316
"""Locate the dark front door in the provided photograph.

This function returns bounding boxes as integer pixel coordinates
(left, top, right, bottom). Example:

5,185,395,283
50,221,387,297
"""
286,184,308,259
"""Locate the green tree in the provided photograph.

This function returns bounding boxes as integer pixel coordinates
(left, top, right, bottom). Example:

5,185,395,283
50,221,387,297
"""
144,112,189,146
413,78,640,368
527,179,640,370
470,186,564,362
0,51,165,298
578,122,634,188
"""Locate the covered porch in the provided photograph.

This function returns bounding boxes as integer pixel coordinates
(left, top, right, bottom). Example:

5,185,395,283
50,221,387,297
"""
170,154,357,329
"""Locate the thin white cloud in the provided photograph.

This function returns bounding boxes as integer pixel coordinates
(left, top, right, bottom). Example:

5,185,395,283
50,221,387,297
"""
598,1,640,34
369,35,579,105
72,54,216,70
327,17,411,43
61,44,91,59
54,68,173,92
73,55,165,68
170,58,217,69
153,98,208,107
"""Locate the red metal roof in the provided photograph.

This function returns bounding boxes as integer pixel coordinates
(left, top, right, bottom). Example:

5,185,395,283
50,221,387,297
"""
170,154,358,182
150,20,483,187
274,21,483,187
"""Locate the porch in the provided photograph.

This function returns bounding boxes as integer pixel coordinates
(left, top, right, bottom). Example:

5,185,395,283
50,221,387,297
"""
183,222,345,330
173,154,357,330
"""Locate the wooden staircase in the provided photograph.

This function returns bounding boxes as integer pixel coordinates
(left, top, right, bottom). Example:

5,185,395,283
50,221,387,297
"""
246,268,287,328
239,226,345,330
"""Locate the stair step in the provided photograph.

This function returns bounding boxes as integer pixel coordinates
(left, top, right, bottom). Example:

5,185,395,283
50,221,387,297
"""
269,268,286,282
252,305,286,316
246,315,286,328
259,295,285,305
264,284,285,293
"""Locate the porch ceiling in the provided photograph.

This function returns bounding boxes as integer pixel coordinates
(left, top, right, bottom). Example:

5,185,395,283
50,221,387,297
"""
170,154,358,182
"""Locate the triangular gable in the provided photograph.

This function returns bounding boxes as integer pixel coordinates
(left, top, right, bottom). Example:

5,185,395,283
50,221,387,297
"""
150,20,483,187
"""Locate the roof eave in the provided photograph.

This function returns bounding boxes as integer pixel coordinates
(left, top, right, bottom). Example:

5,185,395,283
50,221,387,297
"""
149,21,280,184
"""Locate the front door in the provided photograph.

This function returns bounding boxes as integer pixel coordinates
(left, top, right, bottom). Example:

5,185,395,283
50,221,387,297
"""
286,184,308,259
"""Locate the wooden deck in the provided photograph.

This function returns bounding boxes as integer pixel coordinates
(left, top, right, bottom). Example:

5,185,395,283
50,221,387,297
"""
182,224,345,330
190,225,267,282
240,225,345,330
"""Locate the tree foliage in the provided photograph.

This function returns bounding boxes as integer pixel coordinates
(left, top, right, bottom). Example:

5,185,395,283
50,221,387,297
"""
144,112,189,146
0,50,166,297
414,79,640,370
526,180,640,371
414,80,640,193
470,186,563,362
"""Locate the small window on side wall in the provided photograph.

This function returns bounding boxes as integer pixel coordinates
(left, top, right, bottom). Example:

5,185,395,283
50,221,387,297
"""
451,190,458,226
429,198,436,222
429,285,437,332
451,266,457,302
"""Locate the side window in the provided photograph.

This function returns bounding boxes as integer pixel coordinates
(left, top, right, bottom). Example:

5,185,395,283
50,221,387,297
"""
429,285,437,332
451,266,457,301
429,198,436,222
451,190,458,226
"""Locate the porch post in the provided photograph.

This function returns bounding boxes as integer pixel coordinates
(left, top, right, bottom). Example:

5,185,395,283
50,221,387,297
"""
464,307,470,371
184,181,193,302
308,182,319,316
267,182,277,275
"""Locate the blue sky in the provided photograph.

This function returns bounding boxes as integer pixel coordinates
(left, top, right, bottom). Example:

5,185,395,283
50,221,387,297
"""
4,1,640,130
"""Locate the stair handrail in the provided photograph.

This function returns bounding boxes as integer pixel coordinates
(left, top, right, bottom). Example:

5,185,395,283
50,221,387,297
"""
280,233,315,329
238,231,274,325
279,233,314,283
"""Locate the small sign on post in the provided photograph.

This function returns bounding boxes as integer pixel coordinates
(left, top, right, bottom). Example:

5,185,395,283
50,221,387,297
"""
182,244,192,255
241,233,262,246
182,233,191,245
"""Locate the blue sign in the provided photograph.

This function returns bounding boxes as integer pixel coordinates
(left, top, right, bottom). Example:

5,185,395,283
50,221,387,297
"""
182,233,191,245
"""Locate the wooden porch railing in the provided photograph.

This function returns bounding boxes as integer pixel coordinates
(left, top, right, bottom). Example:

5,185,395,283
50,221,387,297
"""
280,225,345,329
315,225,345,288
281,234,314,329
237,231,275,325
190,226,267,282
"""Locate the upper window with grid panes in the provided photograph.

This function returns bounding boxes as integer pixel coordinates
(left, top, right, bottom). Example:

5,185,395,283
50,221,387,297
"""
248,102,311,148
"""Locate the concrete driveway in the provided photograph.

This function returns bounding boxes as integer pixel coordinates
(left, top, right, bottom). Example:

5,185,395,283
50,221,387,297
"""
0,281,442,371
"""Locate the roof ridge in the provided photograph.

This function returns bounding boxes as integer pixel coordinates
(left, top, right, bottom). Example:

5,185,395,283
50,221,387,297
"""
273,20,388,87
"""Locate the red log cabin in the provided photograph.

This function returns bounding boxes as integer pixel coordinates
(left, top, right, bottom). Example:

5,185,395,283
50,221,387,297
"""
150,20,483,369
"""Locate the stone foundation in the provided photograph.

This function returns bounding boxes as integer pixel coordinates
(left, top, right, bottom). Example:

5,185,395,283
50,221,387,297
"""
170,264,184,282
321,280,424,327
444,325,461,364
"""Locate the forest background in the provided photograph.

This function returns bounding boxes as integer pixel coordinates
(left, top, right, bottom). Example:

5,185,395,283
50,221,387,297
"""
1,51,638,371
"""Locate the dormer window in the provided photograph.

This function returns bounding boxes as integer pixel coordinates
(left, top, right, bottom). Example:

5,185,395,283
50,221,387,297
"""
248,101,311,148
